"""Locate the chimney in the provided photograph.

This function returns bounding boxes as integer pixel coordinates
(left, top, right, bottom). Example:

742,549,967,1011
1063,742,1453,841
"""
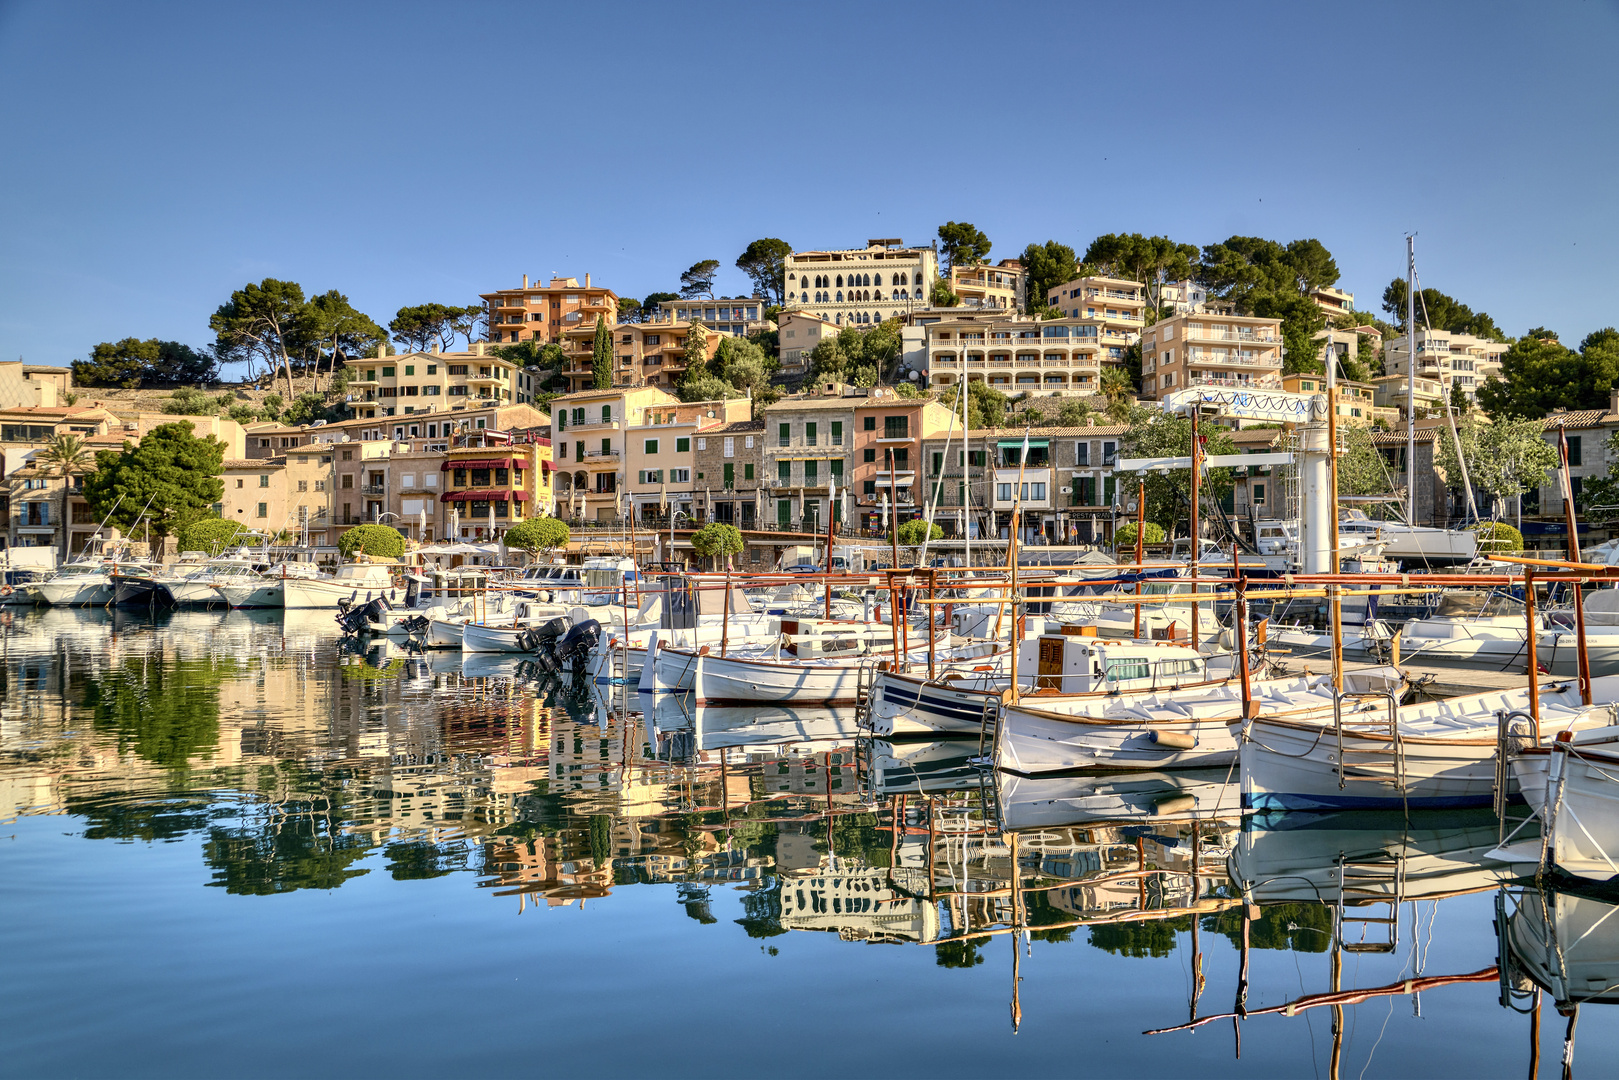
376,343,388,359
1611,387,1619,416
523,274,529,288
585,272,591,288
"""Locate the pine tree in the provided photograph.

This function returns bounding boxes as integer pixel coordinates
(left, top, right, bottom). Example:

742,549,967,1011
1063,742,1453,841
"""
591,314,612,389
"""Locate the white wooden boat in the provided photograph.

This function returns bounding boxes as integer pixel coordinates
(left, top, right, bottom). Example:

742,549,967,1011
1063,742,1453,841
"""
593,615,781,684
1500,887,1619,1011
1510,724,1619,884
1240,674,1619,812
461,601,571,653
996,667,1403,775
283,562,398,609
652,618,942,700
996,769,1238,829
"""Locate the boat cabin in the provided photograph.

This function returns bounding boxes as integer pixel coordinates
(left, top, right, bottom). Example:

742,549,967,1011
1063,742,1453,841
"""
1018,631,1209,694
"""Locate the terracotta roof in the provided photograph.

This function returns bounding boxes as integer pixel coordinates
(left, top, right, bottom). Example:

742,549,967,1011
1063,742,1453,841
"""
712,419,765,433
223,457,286,468
1541,411,1616,428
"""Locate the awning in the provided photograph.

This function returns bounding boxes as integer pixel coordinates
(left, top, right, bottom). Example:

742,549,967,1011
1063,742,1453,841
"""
998,438,1049,449
441,489,531,502
541,460,557,472
441,459,513,471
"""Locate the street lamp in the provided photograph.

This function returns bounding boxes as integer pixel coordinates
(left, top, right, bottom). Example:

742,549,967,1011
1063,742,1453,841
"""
669,509,690,569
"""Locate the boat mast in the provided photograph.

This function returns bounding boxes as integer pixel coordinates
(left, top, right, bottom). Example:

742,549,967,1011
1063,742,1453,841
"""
1406,236,1418,526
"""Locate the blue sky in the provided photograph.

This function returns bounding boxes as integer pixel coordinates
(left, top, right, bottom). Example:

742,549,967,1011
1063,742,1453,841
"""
2,0,1616,377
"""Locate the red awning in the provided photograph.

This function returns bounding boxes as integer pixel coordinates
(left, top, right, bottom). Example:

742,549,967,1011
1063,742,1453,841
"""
541,460,557,472
441,489,531,502
441,458,514,471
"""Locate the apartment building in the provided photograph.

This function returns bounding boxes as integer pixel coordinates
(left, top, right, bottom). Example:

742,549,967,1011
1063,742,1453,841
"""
220,450,334,544
1310,285,1356,322
0,362,72,409
782,239,938,327
1160,279,1209,315
761,396,857,533
653,298,768,338
550,385,682,522
1372,374,1445,416
1138,311,1284,400
1524,395,1619,527
848,392,957,534
244,422,320,459
345,345,536,420
692,419,765,529
922,313,1107,394
777,311,841,375
1382,330,1508,402
1045,275,1147,338
1280,373,1380,426
1313,323,1383,376
480,274,618,344
559,320,726,393
946,259,1026,310
437,429,547,542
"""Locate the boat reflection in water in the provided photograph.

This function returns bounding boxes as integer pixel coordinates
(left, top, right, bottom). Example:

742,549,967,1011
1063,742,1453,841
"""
1498,885,1619,1076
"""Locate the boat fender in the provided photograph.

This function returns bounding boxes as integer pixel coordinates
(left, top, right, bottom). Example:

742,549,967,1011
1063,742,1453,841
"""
1151,794,1198,816
1147,728,1197,749
0,586,11,598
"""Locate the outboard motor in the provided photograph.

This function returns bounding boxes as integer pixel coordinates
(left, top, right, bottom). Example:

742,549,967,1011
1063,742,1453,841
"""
398,613,431,636
555,618,602,673
404,576,422,608
336,596,390,636
529,617,571,673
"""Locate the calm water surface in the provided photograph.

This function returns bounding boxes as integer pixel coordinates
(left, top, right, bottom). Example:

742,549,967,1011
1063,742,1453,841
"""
1,607,1614,1078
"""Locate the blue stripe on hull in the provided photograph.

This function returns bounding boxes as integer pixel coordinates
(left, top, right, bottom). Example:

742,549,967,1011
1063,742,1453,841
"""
880,684,993,726
1243,791,1494,811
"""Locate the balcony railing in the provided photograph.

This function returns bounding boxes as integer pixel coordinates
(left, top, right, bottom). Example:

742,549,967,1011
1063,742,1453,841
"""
1182,328,1280,344
1185,351,1281,369
360,485,386,496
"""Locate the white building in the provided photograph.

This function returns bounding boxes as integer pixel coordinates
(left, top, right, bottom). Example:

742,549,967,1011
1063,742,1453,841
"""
1383,330,1508,401
782,239,939,327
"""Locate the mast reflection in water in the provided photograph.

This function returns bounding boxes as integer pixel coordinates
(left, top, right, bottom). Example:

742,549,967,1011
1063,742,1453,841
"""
2,607,1618,1077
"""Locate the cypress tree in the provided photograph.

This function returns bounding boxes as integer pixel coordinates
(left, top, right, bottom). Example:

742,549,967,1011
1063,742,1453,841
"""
591,314,612,389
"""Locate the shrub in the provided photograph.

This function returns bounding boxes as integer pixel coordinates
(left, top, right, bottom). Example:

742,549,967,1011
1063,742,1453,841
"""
178,517,252,555
1472,521,1523,553
893,519,944,546
227,404,260,423
161,387,218,416
504,517,570,553
338,523,405,558
1113,521,1167,551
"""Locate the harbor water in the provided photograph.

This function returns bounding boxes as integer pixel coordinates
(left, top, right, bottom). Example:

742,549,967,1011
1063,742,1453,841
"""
2,607,1615,1078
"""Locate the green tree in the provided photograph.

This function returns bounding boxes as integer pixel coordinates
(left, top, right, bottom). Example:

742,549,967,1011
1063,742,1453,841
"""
83,422,226,543
1337,424,1390,496
942,380,1009,429
71,337,216,388
1473,521,1524,553
1381,279,1506,339
337,523,405,558
280,391,337,427
591,314,612,389
298,290,386,390
389,302,462,354
1119,412,1239,533
209,278,306,398
1449,379,1472,414
676,371,736,403
1196,235,1341,375
1100,367,1136,421
936,221,990,271
179,517,252,555
642,292,679,318
1112,520,1166,551
36,433,94,560
715,336,780,403
894,518,943,546
736,238,792,304
1434,414,1559,520
616,297,642,323
930,280,960,307
1018,241,1078,313
690,522,743,568
1057,399,1092,427
680,260,720,299
503,517,570,553
259,393,284,421
1477,328,1619,418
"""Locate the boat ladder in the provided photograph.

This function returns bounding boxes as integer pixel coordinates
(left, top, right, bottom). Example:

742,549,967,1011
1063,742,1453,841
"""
1332,690,1405,796
1334,851,1403,954
975,694,1000,759
854,659,878,729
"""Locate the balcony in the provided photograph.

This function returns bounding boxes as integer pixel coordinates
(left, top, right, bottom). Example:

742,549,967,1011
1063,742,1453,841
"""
1185,350,1281,369
1182,327,1279,344
360,485,387,497
562,419,620,433
1187,374,1283,391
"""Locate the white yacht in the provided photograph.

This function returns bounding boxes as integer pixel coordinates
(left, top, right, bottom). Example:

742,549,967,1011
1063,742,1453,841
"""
31,562,117,607
1337,507,1477,566
283,561,398,609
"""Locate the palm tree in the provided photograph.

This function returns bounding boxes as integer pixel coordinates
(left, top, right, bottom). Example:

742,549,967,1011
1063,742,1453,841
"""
37,433,94,561
1100,368,1135,423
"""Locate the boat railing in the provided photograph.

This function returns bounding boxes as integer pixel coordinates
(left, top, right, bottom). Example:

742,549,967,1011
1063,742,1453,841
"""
1332,690,1403,797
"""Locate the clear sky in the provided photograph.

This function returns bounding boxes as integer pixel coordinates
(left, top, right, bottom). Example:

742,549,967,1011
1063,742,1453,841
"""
2,0,1617,376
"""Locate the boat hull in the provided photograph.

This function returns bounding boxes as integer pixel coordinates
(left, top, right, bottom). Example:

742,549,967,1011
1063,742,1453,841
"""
216,581,284,608
34,579,112,606
283,576,394,610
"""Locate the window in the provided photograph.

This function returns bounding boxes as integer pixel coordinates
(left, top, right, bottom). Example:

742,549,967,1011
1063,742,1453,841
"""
931,452,943,475
863,448,876,463
259,474,270,488
676,437,690,453
670,468,690,483
696,438,706,451
645,439,659,454
427,364,436,374
805,422,817,446
1076,442,1089,466
998,483,1012,502
723,437,735,458
449,365,468,375
639,470,664,484
494,468,509,486
234,478,243,489
778,500,791,527
256,502,268,518
828,458,843,480
778,422,790,447
863,480,876,495
601,438,611,457
342,474,354,489
804,460,818,484
744,435,754,449
404,365,414,376
297,479,308,492
1569,436,1583,466
883,415,908,439
1102,441,1117,466
830,421,843,446
381,366,395,377
723,463,735,486
968,450,986,468
744,463,754,480
778,460,791,484
601,405,612,424
453,469,467,486
1253,483,1267,504
863,416,876,431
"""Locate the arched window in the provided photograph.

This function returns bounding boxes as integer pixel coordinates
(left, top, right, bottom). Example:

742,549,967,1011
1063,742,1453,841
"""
836,275,843,288
801,292,809,302
892,289,901,300
873,273,883,287
835,313,843,325
899,272,908,285
835,291,843,302
863,274,871,287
